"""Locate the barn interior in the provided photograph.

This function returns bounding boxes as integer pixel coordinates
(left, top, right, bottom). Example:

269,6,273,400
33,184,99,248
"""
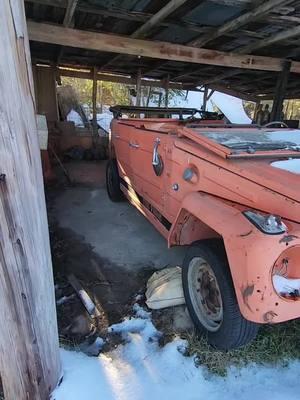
24,0,300,344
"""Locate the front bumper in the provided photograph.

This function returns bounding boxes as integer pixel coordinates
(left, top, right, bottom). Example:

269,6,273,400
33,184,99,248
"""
225,219,300,324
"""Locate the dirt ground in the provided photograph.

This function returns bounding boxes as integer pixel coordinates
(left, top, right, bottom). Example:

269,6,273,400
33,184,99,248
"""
47,160,190,349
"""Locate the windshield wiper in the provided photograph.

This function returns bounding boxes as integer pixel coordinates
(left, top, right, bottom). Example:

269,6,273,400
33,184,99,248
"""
226,141,298,152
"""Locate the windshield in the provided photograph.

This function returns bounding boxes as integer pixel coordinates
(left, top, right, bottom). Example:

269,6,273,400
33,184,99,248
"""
196,129,300,152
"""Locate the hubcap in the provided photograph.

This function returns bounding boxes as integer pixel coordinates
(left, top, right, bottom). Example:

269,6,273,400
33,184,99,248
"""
187,257,223,332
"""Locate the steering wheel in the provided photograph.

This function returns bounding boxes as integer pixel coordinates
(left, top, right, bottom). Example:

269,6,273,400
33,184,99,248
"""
262,121,289,128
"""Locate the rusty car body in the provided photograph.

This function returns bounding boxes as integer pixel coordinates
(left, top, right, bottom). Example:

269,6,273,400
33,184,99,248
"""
106,105,300,349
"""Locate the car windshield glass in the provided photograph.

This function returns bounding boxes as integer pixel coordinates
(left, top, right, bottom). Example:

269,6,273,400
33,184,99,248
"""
195,129,300,152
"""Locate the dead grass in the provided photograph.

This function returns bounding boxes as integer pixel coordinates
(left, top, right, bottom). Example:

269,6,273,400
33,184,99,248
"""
183,319,300,376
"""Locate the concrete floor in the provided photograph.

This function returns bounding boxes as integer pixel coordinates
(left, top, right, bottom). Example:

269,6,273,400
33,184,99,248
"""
54,161,186,271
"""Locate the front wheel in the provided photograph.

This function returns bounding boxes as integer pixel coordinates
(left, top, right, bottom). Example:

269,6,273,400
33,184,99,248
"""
106,159,123,202
182,241,259,350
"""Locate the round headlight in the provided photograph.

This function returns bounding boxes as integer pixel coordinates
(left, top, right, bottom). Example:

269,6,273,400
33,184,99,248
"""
272,245,300,300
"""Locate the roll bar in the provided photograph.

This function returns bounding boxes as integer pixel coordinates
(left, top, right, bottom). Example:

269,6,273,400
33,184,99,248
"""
109,105,223,120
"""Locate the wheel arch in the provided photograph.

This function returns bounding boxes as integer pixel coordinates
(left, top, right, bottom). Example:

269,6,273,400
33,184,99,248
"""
168,192,268,323
168,192,241,247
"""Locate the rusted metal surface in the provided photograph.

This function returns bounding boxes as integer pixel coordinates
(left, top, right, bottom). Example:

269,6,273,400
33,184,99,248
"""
111,114,300,324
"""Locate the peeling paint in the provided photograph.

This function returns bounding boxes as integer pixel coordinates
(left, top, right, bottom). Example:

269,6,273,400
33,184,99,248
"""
279,235,298,244
263,310,278,322
239,229,253,237
241,284,255,312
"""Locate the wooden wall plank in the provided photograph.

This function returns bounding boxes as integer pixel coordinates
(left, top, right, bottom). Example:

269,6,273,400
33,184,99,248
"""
0,2,61,399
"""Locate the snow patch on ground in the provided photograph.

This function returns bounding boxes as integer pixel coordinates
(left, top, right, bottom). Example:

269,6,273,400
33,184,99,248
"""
52,309,300,400
271,158,300,174
133,303,152,319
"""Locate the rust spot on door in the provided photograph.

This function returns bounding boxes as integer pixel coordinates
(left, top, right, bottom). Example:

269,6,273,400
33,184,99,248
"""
263,310,277,322
279,235,298,244
241,284,255,312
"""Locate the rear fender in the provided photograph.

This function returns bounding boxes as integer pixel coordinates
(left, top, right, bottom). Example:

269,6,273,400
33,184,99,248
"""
168,192,292,323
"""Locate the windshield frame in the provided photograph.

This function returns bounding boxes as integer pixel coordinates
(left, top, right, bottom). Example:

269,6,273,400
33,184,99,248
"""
180,126,300,159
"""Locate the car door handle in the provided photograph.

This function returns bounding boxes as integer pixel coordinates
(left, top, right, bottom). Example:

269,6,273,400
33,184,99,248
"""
152,138,160,166
113,134,120,139
129,142,139,148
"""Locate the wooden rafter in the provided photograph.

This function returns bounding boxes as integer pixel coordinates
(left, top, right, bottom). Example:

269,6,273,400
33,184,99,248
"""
27,22,300,74
47,65,185,89
57,0,78,63
238,24,300,54
142,0,292,82
100,0,188,70
63,0,78,27
190,0,293,47
132,0,188,39
25,0,210,36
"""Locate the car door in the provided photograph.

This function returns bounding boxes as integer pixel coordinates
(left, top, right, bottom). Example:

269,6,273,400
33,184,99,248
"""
129,126,168,213
111,120,133,187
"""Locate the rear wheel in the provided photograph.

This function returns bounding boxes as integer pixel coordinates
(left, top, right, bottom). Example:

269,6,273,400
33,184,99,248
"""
106,159,123,202
182,241,259,349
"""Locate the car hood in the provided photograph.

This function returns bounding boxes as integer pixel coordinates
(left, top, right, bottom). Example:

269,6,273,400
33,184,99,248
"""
223,156,300,224
233,157,300,201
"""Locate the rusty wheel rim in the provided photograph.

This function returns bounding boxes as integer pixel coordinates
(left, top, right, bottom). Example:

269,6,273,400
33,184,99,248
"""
188,257,223,332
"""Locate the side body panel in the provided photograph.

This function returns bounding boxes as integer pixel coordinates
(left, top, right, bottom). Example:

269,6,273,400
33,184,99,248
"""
111,118,300,324
169,192,300,324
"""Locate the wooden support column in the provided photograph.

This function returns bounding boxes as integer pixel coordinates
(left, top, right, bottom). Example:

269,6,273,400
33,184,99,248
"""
270,60,291,121
207,89,215,101
92,66,98,135
164,74,170,108
136,68,142,106
0,2,61,399
202,85,208,111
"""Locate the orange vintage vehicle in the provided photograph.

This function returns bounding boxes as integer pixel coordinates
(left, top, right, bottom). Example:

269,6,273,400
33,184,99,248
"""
106,105,300,349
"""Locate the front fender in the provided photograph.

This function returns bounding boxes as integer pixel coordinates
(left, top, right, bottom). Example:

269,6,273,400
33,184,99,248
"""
168,192,300,323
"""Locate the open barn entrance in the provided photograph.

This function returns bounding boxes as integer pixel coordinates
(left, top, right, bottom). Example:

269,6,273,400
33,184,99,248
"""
25,0,300,362
2,1,300,398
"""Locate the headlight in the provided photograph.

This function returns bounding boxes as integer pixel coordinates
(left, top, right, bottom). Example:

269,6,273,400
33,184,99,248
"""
243,211,287,234
272,245,300,299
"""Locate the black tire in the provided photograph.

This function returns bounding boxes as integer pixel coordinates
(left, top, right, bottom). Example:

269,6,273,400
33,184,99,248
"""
182,240,259,350
106,159,123,202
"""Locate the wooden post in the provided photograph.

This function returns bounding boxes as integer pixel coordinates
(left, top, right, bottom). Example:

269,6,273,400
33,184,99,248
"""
0,2,61,399
164,74,170,108
253,101,261,122
202,85,208,111
271,60,291,121
92,66,98,135
136,68,142,106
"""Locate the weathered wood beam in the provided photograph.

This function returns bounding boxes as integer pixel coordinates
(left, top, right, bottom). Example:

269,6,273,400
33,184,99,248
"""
57,0,78,64
27,22,300,73
132,0,188,39
190,0,292,47
25,0,210,36
101,0,188,70
202,85,208,111
208,0,252,6
92,67,97,135
203,83,258,101
50,65,185,89
239,25,300,54
164,74,170,107
136,68,142,106
0,1,61,399
270,60,291,121
190,21,300,88
63,0,78,27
